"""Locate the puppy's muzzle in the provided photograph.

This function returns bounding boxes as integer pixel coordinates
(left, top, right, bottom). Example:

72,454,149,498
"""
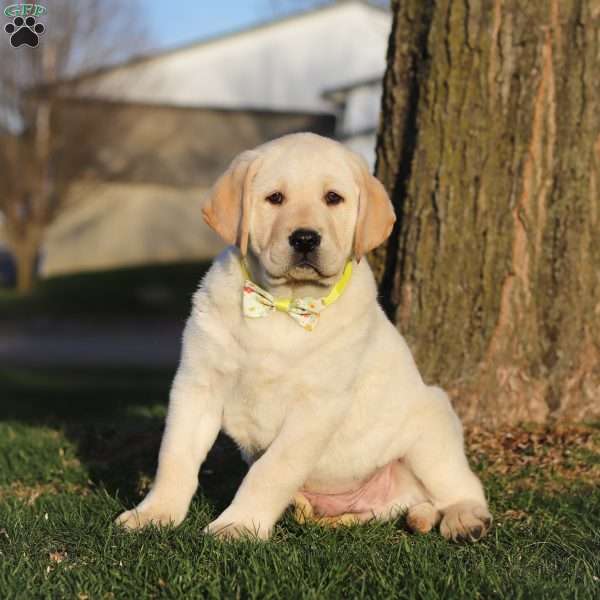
289,229,321,254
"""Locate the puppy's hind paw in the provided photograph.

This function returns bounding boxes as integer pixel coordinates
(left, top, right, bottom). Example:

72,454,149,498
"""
406,502,441,534
440,501,492,543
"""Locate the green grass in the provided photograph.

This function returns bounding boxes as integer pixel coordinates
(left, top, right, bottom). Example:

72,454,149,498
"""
1,368,599,599
0,261,210,319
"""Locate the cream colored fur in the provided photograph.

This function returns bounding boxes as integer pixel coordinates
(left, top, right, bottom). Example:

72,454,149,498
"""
116,133,491,542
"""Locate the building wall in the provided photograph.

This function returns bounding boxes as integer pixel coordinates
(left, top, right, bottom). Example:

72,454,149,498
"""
325,80,383,169
39,100,336,276
54,99,336,187
340,83,382,138
41,182,224,276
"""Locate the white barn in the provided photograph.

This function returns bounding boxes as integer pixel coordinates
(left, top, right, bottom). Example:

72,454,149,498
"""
40,0,391,275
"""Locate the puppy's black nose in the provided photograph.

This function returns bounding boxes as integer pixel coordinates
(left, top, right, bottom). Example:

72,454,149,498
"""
289,228,321,253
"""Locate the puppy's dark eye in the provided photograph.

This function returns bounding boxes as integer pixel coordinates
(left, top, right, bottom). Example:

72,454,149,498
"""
266,192,284,205
325,191,344,206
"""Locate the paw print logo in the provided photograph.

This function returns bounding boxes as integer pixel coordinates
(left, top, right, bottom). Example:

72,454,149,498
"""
4,15,45,48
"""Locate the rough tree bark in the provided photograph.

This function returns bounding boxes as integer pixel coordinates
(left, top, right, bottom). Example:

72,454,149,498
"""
373,0,600,424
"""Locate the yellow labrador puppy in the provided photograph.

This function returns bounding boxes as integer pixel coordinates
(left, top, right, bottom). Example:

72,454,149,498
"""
116,133,491,542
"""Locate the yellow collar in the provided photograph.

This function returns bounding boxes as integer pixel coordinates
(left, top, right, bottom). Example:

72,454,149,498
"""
239,259,353,331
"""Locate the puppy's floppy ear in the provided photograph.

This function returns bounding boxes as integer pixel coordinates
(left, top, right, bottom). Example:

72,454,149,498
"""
351,155,396,261
202,151,261,256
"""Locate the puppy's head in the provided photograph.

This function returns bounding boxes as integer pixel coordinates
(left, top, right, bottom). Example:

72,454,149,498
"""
202,133,395,285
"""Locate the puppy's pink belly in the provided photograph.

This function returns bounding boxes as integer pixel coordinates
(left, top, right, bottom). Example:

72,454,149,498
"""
300,462,397,517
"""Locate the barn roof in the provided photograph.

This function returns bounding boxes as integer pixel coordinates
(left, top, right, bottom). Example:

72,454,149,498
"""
59,0,390,113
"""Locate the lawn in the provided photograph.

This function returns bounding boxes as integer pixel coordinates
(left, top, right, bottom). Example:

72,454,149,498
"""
0,367,598,599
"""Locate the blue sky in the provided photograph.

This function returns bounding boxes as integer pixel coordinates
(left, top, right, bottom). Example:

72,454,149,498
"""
146,1,324,51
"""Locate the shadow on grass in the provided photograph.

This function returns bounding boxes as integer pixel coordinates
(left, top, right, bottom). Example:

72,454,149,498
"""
0,367,247,514
0,260,211,320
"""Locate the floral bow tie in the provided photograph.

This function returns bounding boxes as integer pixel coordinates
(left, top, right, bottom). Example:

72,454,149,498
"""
240,260,353,331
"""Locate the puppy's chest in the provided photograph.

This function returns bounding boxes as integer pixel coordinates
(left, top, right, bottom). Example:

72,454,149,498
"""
222,353,292,455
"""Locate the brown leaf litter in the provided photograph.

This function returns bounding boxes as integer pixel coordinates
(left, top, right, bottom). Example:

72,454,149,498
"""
0,481,91,505
465,423,600,489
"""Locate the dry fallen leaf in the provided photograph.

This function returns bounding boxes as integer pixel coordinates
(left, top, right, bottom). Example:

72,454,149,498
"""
502,509,529,521
49,550,67,564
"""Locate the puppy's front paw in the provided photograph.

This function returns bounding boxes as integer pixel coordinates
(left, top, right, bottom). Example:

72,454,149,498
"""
115,502,187,530
440,501,492,542
204,509,272,541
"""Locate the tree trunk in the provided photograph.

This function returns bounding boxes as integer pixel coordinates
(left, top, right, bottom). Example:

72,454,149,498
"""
13,239,39,295
373,0,600,424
